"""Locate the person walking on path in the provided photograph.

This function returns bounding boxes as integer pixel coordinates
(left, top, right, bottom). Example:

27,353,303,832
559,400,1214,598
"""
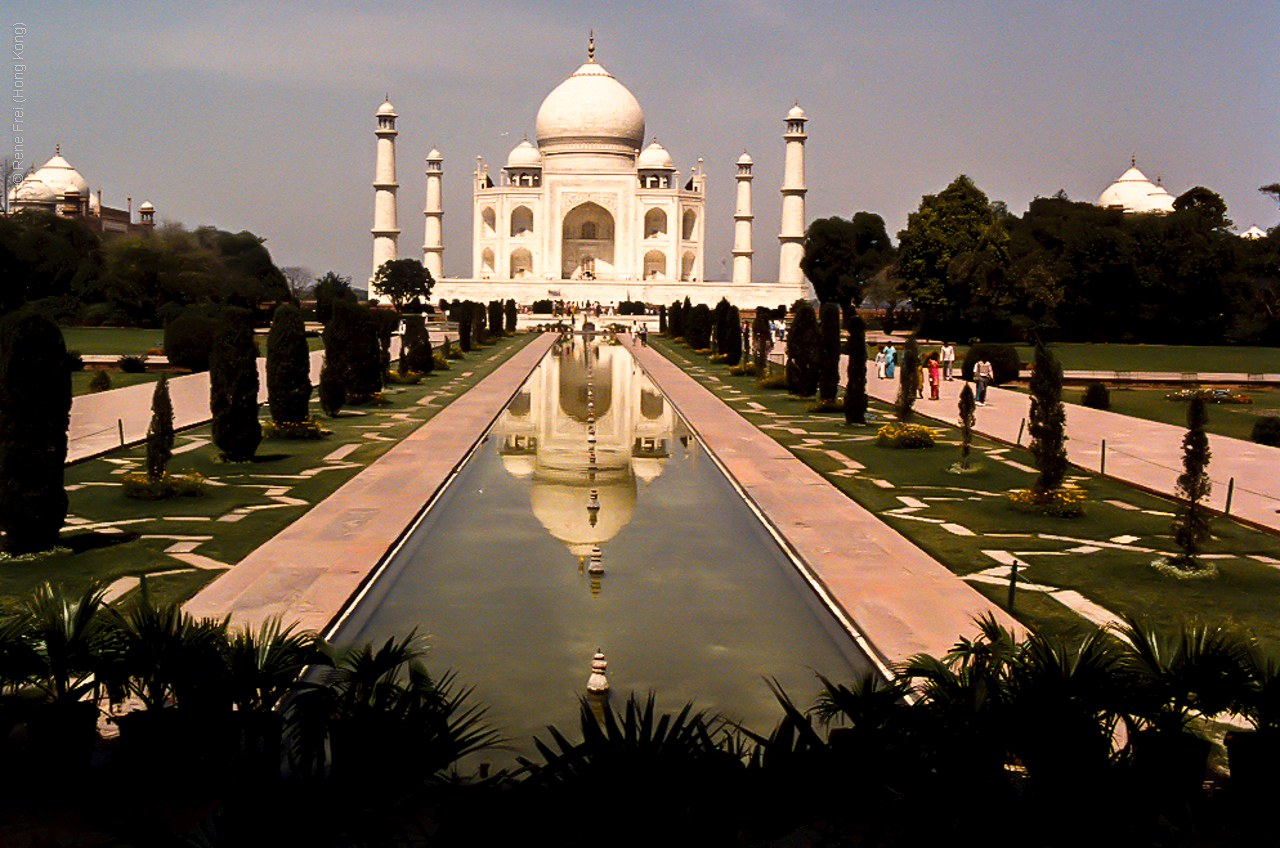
875,346,887,379
928,355,941,400
638,324,647,347
916,358,925,398
884,344,897,379
973,356,993,404
940,342,956,380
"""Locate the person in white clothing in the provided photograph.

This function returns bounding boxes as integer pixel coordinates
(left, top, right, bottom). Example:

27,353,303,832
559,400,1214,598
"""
874,347,886,379
940,342,956,380
973,356,994,404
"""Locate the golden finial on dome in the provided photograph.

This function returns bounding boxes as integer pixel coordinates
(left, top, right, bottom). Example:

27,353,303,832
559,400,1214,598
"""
588,30,595,60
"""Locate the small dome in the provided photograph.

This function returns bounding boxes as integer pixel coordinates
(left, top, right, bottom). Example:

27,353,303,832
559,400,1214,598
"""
787,104,807,119
505,139,543,169
1242,225,1267,240
535,59,645,153
426,147,442,161
7,177,54,205
376,99,396,117
637,140,674,170
737,152,753,166
138,201,155,211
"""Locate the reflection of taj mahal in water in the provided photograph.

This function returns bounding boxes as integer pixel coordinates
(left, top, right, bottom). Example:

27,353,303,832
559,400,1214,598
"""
494,334,688,587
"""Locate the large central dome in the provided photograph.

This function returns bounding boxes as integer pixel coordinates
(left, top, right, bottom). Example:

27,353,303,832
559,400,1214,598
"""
535,58,645,155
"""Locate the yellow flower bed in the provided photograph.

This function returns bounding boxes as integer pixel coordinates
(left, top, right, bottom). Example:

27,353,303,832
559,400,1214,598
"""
876,422,938,448
1007,485,1086,517
262,418,328,440
122,470,205,500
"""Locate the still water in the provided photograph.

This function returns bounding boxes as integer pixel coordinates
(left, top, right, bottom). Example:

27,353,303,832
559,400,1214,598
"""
330,334,870,759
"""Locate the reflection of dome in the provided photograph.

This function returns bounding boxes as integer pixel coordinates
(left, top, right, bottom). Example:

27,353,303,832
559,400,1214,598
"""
1099,161,1175,214
535,58,646,154
637,140,674,170
529,474,636,554
506,139,543,169
632,456,664,483
501,455,536,478
557,348,611,422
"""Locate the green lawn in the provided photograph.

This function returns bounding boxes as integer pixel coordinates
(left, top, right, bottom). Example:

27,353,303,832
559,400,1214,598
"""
1006,384,1280,442
0,333,535,613
71,370,162,397
60,326,165,355
652,336,1280,653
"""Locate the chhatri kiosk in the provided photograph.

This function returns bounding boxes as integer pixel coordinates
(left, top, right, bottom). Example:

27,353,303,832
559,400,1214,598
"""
369,38,812,307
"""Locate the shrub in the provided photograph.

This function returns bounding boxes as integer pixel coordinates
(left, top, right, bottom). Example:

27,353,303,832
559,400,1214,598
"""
318,354,345,417
1008,485,1085,517
117,354,148,373
961,343,1020,384
1252,416,1280,447
786,302,819,396
531,299,553,314
400,314,434,375
1081,382,1111,410
89,370,112,392
66,349,84,371
266,304,312,425
122,470,205,499
164,313,217,371
0,311,71,554
262,418,328,439
876,421,937,448
325,302,382,403
209,307,262,462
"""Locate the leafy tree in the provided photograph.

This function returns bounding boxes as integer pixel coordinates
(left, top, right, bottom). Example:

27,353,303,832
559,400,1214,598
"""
1172,395,1211,569
371,258,434,313
895,335,919,423
163,310,217,372
1027,337,1067,493
1262,183,1280,207
146,375,174,480
786,302,819,397
844,311,867,424
400,314,434,375
897,175,1008,332
195,227,289,307
1173,186,1232,230
958,383,976,469
281,266,316,302
314,272,357,325
817,302,841,403
209,307,262,462
0,311,70,553
801,213,894,308
0,211,104,315
266,303,312,424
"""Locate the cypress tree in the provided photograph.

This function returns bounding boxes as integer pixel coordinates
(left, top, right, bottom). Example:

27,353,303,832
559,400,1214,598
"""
374,309,398,382
713,298,731,355
504,299,517,334
687,304,713,350
209,306,262,463
752,310,772,377
472,300,486,345
318,354,345,417
266,303,312,424
958,383,976,468
817,302,842,403
456,302,472,352
146,374,174,480
658,304,667,334
488,300,503,336
0,311,70,554
844,311,867,424
726,306,743,366
681,296,693,339
348,305,384,401
1028,336,1067,493
786,302,819,396
896,335,920,423
1173,394,1212,568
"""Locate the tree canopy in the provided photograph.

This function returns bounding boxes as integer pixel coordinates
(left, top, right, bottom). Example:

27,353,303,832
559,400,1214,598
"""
800,213,894,307
371,258,434,312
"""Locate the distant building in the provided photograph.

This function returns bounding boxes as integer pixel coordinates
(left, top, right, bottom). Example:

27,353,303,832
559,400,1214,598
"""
1098,158,1176,214
1241,225,1267,240
6,147,156,235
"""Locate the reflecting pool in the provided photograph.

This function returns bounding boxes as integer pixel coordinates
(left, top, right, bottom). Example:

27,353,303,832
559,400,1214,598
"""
330,333,871,761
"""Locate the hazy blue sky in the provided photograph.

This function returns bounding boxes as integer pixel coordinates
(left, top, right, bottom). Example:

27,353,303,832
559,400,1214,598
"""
12,0,1279,284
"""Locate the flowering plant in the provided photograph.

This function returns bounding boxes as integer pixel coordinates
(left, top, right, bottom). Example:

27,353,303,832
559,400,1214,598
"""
1007,485,1085,517
876,422,937,448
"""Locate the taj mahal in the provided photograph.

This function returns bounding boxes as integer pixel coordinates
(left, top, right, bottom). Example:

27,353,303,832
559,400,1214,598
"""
369,38,813,308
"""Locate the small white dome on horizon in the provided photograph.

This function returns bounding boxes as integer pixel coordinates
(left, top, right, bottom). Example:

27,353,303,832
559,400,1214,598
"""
376,99,396,117
138,201,155,211
426,147,442,161
1242,225,1267,239
787,104,806,120
1098,160,1175,214
737,152,754,166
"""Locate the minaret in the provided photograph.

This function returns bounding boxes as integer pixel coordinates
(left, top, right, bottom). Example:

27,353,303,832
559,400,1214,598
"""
370,97,400,283
778,104,807,290
732,152,754,285
422,148,444,279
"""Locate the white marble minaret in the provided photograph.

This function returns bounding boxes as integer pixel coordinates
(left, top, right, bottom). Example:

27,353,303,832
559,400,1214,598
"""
732,153,754,285
422,148,444,279
777,104,807,290
370,97,400,282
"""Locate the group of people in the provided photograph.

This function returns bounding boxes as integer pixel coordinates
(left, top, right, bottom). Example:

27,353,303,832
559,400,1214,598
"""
872,342,992,404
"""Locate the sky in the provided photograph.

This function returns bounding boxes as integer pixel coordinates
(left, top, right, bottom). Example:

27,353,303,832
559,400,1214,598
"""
10,0,1279,285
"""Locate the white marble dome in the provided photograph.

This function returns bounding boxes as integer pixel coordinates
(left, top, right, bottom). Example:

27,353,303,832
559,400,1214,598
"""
535,59,645,153
376,99,396,117
637,140,674,170
1099,161,1175,214
17,151,90,201
506,139,543,169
